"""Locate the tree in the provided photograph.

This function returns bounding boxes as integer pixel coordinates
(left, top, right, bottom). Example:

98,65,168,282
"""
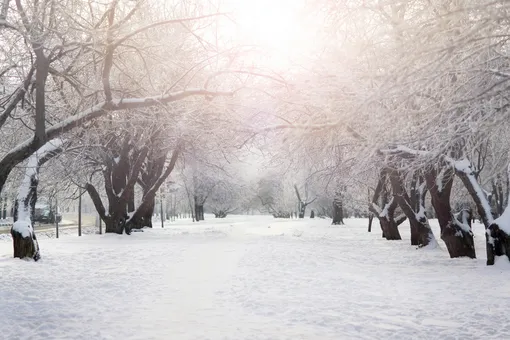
331,191,344,225
256,176,293,218
0,0,234,201
209,180,245,218
11,139,62,260
369,170,405,241
83,122,181,234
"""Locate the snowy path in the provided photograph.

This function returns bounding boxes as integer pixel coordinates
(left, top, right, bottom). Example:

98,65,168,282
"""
1,216,509,339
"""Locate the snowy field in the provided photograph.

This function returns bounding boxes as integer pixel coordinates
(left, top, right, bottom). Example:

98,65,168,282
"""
1,216,510,340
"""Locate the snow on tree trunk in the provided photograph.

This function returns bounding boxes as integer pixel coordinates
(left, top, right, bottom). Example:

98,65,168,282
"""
378,213,402,240
125,144,181,229
389,170,437,248
370,198,403,240
425,166,475,258
127,196,155,229
11,139,62,261
369,171,403,241
451,159,505,264
488,208,510,265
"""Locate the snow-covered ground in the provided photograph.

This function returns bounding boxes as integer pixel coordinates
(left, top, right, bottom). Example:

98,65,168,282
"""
1,215,509,340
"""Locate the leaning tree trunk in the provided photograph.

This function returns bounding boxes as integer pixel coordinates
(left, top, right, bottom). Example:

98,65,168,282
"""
140,197,155,228
426,167,475,258
332,192,344,225
11,140,62,260
87,184,129,235
378,212,403,240
452,160,508,265
369,170,403,240
389,170,437,248
128,195,155,229
125,143,182,230
12,193,40,261
430,191,475,258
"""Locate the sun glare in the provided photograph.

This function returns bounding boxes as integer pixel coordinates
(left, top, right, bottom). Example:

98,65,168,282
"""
229,0,316,67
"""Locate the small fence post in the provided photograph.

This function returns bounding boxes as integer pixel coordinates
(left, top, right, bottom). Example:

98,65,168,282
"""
55,196,59,239
78,192,82,236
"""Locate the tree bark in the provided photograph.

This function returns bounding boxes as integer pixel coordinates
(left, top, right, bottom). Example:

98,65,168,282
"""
379,212,403,240
298,202,305,218
11,140,62,261
11,222,39,261
426,167,475,258
369,170,403,241
389,170,436,248
127,196,155,229
332,192,344,225
451,161,504,264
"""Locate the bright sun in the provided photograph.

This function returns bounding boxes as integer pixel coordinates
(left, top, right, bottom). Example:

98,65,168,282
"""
228,0,316,66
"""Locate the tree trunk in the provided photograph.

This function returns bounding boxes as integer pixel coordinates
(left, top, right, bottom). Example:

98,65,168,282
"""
426,168,475,258
389,170,436,248
104,218,117,234
127,187,135,214
103,215,128,234
11,140,62,261
298,202,305,218
127,196,154,229
453,161,505,264
11,222,39,261
432,195,475,258
379,217,402,240
332,194,344,225
194,203,204,221
369,171,403,241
